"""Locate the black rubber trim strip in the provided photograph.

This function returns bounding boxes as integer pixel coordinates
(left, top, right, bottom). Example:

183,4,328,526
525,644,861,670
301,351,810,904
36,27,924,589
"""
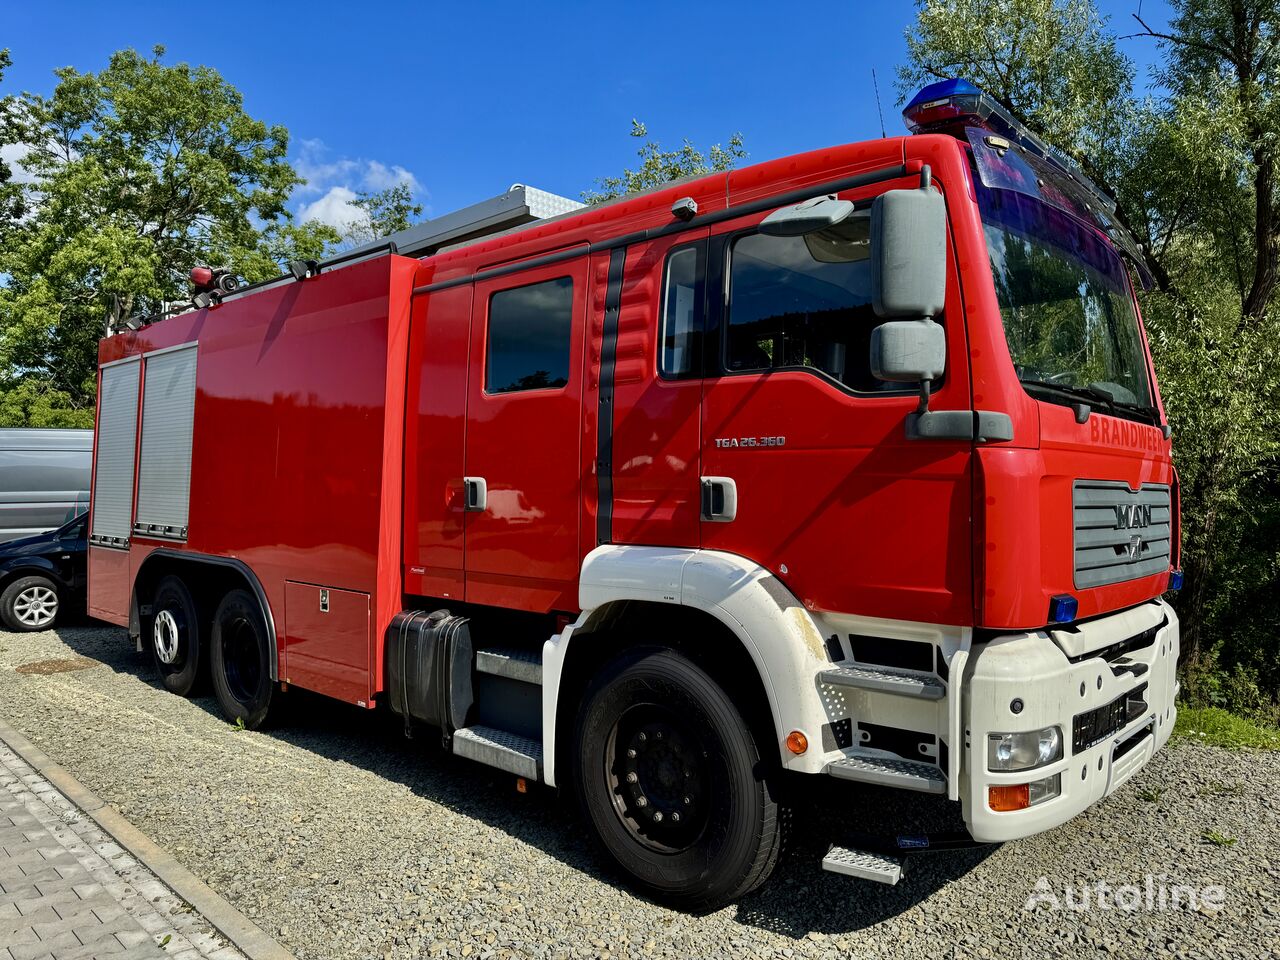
412,163,910,296
596,248,626,546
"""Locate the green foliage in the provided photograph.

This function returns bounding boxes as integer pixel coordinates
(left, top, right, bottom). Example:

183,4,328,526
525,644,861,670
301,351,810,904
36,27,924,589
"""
0,46,334,425
897,0,1133,166
1174,706,1280,750
583,120,747,205
335,183,424,249
902,0,1280,716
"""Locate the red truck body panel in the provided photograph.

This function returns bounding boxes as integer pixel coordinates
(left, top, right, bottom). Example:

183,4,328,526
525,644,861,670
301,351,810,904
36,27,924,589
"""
90,255,417,703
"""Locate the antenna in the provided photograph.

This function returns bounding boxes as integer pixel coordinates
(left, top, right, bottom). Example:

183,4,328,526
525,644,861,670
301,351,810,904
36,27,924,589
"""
872,68,887,138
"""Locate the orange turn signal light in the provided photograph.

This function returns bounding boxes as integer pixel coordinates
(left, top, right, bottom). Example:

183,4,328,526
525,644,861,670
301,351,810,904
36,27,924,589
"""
988,783,1031,812
515,777,529,794
786,730,809,755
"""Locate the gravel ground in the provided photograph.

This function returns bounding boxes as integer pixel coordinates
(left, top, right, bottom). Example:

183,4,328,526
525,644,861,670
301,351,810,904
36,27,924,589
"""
0,623,1276,960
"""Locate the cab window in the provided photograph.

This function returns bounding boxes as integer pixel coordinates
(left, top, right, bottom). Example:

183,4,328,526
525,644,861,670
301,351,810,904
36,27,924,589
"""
724,219,905,392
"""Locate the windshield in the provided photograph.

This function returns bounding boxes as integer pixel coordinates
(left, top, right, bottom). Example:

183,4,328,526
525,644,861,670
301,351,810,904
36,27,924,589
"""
976,182,1155,421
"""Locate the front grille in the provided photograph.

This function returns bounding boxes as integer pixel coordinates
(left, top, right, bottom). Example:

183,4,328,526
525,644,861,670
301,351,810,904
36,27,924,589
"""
1073,682,1148,753
1073,481,1172,588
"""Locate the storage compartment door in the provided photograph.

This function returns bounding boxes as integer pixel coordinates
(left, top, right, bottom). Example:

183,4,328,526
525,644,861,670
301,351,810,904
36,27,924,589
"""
283,582,372,706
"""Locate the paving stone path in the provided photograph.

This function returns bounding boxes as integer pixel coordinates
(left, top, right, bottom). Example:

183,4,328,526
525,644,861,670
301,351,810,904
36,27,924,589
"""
1,743,246,960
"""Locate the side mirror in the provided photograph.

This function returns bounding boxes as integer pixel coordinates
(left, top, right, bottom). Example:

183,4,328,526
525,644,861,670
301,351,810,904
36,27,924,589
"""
871,184,947,319
870,319,947,382
759,195,856,236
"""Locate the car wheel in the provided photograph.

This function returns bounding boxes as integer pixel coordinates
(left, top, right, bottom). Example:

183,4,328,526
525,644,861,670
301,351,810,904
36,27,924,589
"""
148,575,204,695
572,647,786,910
210,589,275,729
0,575,61,632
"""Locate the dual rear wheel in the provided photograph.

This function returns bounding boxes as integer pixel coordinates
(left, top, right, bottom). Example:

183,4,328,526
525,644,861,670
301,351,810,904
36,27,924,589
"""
146,577,274,729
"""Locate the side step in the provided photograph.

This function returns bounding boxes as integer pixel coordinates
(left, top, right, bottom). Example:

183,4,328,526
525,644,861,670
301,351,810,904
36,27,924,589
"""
822,845,903,885
452,725,542,780
819,664,944,700
826,753,946,794
475,647,543,685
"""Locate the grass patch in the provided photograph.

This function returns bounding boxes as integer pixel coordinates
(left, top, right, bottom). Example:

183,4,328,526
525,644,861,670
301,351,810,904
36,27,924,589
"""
1200,829,1237,847
1135,787,1164,802
1172,706,1280,750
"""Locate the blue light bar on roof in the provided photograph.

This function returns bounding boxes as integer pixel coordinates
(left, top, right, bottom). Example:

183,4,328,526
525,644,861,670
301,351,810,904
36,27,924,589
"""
903,78,1115,215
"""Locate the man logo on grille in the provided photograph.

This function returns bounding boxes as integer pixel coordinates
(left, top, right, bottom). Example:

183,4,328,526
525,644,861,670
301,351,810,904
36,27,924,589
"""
1114,503,1152,530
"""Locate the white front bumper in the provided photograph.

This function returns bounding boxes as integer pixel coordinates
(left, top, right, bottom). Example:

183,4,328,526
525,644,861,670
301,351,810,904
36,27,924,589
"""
961,600,1179,843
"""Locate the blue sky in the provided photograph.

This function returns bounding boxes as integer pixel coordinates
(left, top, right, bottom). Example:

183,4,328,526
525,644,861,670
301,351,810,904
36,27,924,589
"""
3,0,1173,228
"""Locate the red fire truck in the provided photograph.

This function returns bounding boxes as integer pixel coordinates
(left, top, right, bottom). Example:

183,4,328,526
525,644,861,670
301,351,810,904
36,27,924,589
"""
87,79,1182,908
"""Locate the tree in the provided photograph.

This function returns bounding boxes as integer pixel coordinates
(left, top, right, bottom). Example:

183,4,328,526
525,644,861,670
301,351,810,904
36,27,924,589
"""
583,120,747,204
335,183,424,248
900,0,1280,713
0,46,337,424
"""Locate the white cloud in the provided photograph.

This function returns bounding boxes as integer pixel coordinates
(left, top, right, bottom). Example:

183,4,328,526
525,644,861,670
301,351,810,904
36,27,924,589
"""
297,185,371,231
291,139,426,227
1,142,37,184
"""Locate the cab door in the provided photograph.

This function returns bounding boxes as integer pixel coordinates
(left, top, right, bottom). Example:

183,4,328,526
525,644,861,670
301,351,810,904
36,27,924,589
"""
464,254,588,612
607,229,710,549
700,176,974,626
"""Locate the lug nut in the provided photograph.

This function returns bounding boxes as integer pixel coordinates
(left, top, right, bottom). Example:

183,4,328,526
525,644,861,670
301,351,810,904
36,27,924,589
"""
626,772,638,783
626,748,636,758
682,796,691,806
638,732,647,742
652,811,664,822
671,811,681,823
635,795,648,808
655,731,663,740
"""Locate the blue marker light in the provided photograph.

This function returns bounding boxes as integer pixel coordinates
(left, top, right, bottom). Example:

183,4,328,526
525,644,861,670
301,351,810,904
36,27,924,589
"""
1048,594,1078,624
1168,570,1184,592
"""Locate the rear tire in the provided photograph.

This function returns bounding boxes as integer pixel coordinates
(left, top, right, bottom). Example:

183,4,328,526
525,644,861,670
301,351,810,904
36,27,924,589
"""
148,575,203,696
572,647,785,911
210,589,275,729
0,575,61,632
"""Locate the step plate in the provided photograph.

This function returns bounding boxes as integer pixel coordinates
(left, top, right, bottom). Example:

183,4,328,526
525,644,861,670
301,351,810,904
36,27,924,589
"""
823,845,903,885
453,725,542,780
819,664,944,700
826,753,947,794
475,647,543,685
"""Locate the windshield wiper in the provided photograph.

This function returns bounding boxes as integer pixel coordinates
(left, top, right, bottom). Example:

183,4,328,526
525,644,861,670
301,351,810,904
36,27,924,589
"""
1021,379,1159,425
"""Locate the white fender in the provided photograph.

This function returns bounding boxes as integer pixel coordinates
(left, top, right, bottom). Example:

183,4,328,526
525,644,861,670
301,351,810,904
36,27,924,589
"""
541,545,836,786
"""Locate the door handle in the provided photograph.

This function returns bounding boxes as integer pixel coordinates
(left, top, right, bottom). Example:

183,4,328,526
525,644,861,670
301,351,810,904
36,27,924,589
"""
701,476,737,522
463,477,487,512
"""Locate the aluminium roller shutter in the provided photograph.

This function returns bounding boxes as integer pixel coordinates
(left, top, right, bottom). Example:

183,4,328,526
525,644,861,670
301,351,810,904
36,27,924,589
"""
90,357,141,546
134,343,198,538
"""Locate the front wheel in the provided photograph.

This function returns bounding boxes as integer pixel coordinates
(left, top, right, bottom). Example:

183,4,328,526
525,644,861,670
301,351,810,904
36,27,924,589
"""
572,647,786,910
210,589,275,729
0,575,61,632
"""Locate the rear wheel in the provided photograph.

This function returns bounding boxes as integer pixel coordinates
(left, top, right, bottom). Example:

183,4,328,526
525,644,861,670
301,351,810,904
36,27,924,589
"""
210,589,275,729
572,647,786,910
0,575,61,632
148,575,203,695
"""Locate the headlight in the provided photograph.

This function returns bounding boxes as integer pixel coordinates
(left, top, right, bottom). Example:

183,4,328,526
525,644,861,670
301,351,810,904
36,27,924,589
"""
987,726,1063,771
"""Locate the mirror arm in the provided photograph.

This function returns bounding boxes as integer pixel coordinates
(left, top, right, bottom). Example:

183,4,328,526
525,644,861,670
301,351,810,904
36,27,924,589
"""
915,377,933,416
920,164,932,190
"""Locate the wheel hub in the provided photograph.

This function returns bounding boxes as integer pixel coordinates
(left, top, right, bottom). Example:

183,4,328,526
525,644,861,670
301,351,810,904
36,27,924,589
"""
153,609,181,664
14,586,58,628
610,708,710,852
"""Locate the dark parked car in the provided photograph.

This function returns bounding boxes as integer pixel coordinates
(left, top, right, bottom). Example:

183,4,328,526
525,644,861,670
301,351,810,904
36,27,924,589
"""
0,512,87,632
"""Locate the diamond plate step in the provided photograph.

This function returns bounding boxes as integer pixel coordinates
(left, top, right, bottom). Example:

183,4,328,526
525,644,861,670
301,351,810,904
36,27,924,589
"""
820,663,944,699
826,752,946,794
453,725,542,780
822,845,904,884
475,647,543,685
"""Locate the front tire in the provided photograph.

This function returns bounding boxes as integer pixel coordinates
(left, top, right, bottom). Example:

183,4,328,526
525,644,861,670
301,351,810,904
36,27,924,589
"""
572,647,785,910
0,575,61,632
148,575,203,695
210,589,275,729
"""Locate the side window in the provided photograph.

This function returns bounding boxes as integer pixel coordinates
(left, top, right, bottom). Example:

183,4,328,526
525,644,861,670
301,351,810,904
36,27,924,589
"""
660,243,705,379
486,276,574,394
725,216,907,392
